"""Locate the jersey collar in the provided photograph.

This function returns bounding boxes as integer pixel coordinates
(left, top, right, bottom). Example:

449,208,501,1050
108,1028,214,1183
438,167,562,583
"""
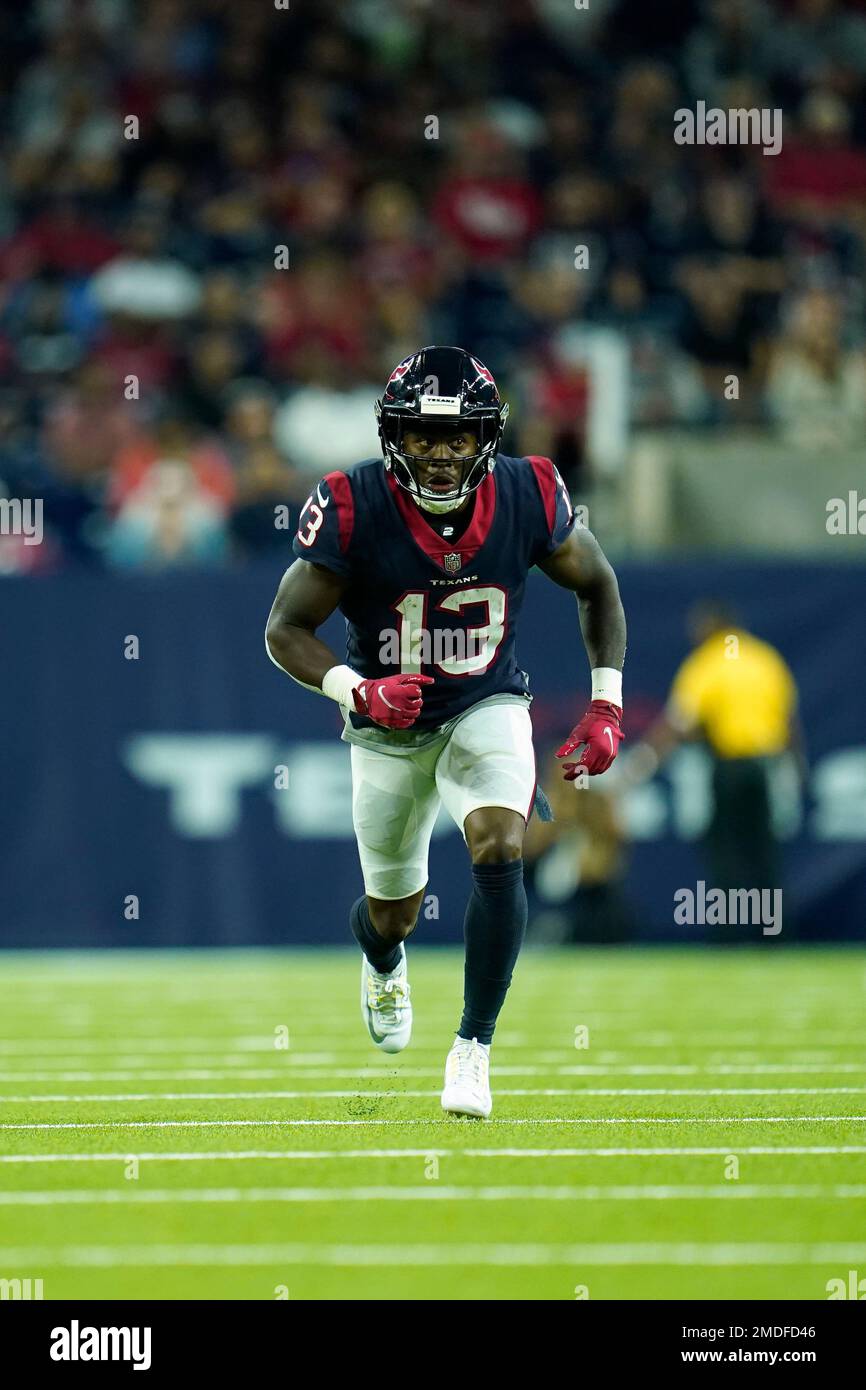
385,469,497,572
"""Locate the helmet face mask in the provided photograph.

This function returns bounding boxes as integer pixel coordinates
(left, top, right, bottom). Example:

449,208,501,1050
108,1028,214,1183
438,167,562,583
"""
375,347,508,514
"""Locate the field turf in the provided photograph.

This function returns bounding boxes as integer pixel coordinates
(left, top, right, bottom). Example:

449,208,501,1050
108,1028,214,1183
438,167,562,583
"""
0,946,864,1301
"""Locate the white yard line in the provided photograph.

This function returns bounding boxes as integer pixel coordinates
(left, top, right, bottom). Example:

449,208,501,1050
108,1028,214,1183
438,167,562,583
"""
0,1048,861,1070
2,1144,866,1163
0,1241,863,1268
0,1036,864,1053
1,1063,865,1082
2,1115,864,1131
0,1183,864,1206
0,1040,310,1054
1,1085,864,1103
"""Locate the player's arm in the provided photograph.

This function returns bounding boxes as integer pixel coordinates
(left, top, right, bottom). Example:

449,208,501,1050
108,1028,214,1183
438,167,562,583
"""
265,559,432,729
539,527,627,777
265,558,349,691
539,526,626,673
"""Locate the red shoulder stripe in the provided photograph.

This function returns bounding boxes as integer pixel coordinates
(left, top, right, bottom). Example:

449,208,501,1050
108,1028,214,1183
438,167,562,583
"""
527,455,556,535
324,471,354,554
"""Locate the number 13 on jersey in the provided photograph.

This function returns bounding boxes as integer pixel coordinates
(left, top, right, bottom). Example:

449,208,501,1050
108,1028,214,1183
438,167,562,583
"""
391,588,507,677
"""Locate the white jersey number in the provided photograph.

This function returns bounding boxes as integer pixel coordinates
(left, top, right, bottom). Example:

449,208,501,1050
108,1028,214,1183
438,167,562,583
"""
296,484,331,548
394,586,507,677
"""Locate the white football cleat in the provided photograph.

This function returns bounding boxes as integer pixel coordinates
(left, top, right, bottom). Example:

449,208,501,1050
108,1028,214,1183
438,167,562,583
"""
441,1036,492,1118
360,943,412,1053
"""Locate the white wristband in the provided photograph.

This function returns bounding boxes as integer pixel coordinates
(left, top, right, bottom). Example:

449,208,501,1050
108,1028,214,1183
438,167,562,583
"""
321,663,363,708
591,666,622,707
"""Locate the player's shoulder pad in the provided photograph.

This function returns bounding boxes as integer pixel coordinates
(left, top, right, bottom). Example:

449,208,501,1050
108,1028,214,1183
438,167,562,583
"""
293,458,386,570
294,470,355,570
523,454,571,528
343,456,386,490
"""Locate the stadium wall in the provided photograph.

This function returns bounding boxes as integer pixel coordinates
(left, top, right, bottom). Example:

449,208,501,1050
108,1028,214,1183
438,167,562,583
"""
3,559,863,948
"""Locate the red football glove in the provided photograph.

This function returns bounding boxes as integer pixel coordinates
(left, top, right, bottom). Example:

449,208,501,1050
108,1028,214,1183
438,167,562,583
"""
352,674,434,730
556,700,624,778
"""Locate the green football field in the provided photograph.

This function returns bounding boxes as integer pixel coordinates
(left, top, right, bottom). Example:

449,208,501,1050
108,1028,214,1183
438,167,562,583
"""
0,946,864,1301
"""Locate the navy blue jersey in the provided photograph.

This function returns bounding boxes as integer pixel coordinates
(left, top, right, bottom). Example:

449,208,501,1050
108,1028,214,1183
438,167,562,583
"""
292,454,575,731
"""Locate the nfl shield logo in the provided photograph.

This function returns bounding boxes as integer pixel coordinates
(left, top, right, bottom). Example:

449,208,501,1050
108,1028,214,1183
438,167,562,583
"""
443,552,462,574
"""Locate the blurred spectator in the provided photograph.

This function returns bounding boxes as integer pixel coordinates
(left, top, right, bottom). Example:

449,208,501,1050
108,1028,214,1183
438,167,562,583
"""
273,349,382,478
108,414,235,515
676,259,757,415
767,0,866,89
590,262,707,425
89,211,201,320
683,0,775,106
105,459,227,570
357,183,433,296
228,443,309,557
43,360,139,483
176,330,249,429
221,381,280,462
766,287,866,447
764,88,866,220
1,196,118,282
432,118,543,265
259,254,370,382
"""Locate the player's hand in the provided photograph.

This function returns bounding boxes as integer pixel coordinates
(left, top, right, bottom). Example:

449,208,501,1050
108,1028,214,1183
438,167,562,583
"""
556,700,624,778
352,673,434,729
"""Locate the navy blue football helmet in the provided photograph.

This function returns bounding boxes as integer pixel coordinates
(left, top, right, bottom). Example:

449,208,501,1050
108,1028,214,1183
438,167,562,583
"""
375,346,509,512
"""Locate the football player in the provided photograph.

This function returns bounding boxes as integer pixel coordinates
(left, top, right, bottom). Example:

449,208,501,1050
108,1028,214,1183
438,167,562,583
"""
266,347,626,1117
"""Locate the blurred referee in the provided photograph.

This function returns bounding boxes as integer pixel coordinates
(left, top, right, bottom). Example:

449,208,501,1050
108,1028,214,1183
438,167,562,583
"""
631,601,805,902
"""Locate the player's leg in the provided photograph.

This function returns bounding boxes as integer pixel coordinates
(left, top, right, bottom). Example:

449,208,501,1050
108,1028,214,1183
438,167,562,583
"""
350,742,442,1052
459,804,527,1040
435,703,535,1115
351,888,427,973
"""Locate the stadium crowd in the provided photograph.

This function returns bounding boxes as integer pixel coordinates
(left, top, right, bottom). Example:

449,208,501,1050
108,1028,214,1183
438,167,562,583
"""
1,0,865,572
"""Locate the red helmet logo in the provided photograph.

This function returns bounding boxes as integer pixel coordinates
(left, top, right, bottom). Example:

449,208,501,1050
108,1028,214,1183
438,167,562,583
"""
386,357,414,385
470,357,495,385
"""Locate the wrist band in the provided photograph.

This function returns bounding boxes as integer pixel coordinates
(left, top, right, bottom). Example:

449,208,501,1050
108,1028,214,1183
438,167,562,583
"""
321,663,363,707
591,666,623,707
